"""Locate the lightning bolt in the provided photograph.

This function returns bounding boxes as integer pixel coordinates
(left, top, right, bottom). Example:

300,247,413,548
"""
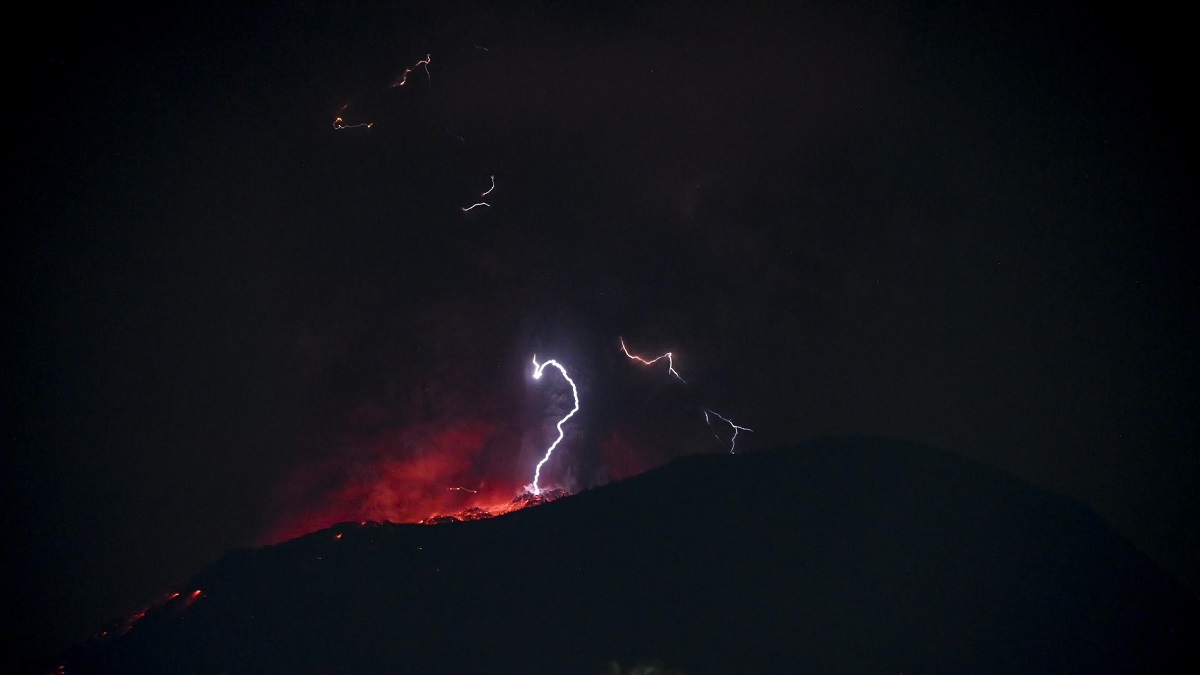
461,175,495,211
530,355,580,495
702,408,752,454
334,54,432,130
334,51,466,145
391,54,432,88
620,337,752,453
333,116,373,130
619,337,686,383
391,53,460,141
332,104,373,130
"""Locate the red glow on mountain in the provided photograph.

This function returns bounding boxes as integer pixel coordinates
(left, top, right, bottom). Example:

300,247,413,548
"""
417,488,570,524
262,421,533,543
100,591,189,640
259,402,685,543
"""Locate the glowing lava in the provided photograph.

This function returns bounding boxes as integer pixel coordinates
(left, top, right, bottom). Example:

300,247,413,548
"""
418,488,570,524
530,355,580,495
100,590,197,642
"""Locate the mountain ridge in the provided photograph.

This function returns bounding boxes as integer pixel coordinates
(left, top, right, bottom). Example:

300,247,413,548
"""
53,436,1200,674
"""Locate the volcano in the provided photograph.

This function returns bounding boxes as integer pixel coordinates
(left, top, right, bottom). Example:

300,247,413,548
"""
48,437,1199,674
418,488,571,525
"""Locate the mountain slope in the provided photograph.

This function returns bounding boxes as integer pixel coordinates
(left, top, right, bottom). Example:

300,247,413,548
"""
58,437,1199,674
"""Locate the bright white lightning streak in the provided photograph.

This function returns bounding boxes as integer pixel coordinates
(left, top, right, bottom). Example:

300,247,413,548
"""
530,355,580,495
619,337,686,383
461,176,495,211
703,408,752,454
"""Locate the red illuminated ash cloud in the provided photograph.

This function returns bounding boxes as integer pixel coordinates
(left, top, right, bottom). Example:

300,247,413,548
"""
417,488,570,524
262,420,531,543
262,415,669,541
259,408,641,537
260,348,692,542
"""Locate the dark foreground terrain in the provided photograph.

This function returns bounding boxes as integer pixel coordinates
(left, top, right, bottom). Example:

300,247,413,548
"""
52,437,1199,673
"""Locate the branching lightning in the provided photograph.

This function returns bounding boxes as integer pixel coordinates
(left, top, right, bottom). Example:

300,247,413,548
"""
619,337,686,383
530,355,580,495
703,408,752,454
620,337,753,453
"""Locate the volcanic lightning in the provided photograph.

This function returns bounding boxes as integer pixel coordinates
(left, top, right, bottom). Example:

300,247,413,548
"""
391,54,432,88
619,337,686,383
703,408,752,454
620,336,753,453
462,175,495,211
332,104,373,130
333,54,432,131
333,118,373,130
530,355,580,495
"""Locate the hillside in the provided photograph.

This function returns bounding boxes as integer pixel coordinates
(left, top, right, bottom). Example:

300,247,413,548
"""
55,437,1199,674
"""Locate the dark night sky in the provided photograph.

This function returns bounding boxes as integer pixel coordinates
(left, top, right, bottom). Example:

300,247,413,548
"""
6,0,1197,664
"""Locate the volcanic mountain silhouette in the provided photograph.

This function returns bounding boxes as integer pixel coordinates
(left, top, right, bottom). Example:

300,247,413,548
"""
57,437,1198,674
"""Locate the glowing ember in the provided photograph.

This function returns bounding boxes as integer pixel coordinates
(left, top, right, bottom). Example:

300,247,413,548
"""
99,590,191,641
418,488,570,524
